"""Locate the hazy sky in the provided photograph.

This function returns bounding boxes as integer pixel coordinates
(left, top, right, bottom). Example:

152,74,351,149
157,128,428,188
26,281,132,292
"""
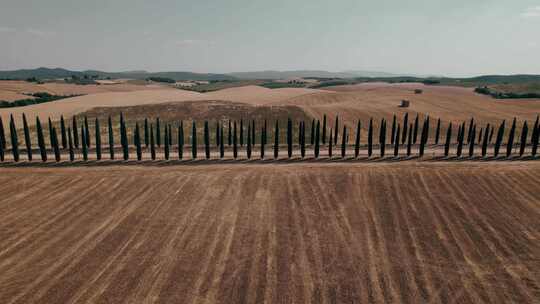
1,0,539,76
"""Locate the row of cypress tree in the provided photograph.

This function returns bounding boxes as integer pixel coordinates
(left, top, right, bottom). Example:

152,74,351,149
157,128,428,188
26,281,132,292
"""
0,113,539,162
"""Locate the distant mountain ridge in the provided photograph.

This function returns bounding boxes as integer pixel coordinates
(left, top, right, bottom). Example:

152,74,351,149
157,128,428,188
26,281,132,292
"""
227,70,408,79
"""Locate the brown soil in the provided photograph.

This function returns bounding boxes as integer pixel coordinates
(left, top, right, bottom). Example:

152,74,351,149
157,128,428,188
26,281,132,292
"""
0,162,538,303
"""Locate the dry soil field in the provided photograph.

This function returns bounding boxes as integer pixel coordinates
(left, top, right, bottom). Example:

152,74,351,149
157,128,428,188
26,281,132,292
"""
0,162,539,304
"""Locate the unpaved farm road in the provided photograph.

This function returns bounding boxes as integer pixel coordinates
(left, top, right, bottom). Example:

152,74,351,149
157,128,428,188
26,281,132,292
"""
0,162,539,304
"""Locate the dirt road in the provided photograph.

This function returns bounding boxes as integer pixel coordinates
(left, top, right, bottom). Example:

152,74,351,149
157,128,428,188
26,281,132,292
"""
0,162,538,303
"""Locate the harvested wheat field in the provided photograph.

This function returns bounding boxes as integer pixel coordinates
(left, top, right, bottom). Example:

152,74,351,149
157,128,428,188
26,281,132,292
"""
0,162,538,304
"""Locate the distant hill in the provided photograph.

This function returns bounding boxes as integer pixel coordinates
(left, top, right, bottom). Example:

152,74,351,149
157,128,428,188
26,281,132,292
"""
227,70,408,80
0,67,236,81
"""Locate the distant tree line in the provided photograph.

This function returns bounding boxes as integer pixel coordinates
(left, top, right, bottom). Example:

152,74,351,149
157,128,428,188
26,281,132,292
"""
0,92,76,108
475,86,540,99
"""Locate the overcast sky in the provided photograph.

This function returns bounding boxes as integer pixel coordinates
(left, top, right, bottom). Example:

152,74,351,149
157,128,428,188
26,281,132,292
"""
1,0,539,77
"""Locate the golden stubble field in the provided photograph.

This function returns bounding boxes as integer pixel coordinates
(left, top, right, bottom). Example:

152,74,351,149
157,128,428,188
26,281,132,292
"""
0,162,539,303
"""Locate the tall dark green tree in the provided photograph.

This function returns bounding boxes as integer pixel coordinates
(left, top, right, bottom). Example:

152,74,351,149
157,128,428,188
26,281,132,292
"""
468,124,476,158
22,113,32,161
247,123,252,159
354,120,361,158
0,116,5,150
390,114,397,145
444,123,452,157
328,129,333,158
233,121,237,159
315,120,320,158
367,118,373,157
435,118,441,145
310,119,315,145
192,121,198,159
60,115,67,149
164,125,170,160
300,121,306,158
9,115,19,162
240,119,244,147
260,125,265,159
204,121,210,159
228,120,232,146
216,121,220,148
0,123,4,161
178,122,184,160
134,122,142,161
168,124,172,146
150,124,156,160
95,118,101,160
72,116,79,148
407,124,413,157
108,116,114,160
334,116,339,145
156,117,161,147
481,124,490,157
287,118,293,158
456,124,464,157
412,115,419,144
81,127,88,161
144,118,149,147
341,125,347,158
519,121,528,157
322,114,327,144
120,113,128,160
274,120,279,159
478,127,483,144
36,117,47,162
220,124,224,158
506,118,516,158
466,118,474,144
251,120,255,146
51,127,60,162
531,115,539,144
394,124,401,157
68,127,74,161
494,120,505,157
84,116,90,148
48,117,54,150
401,113,409,144
532,120,539,157
263,120,268,145
419,119,428,157
380,120,386,157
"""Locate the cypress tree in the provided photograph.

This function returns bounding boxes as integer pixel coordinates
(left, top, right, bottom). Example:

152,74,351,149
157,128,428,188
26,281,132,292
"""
394,124,401,157
252,120,255,146
135,122,142,161
260,125,265,159
263,120,268,145
532,120,539,157
328,129,333,158
468,124,476,158
0,123,3,161
457,124,464,157
204,121,210,159
412,114,419,144
68,127,74,161
150,124,156,160
240,119,244,147
488,127,494,143
168,124,172,146
367,118,373,157
380,120,386,157
60,115,67,149
247,123,252,159
81,127,88,161
48,117,54,149
494,120,505,158
233,121,237,159
22,113,32,161
310,119,315,145
95,118,101,160
466,118,474,144
334,116,339,145
322,114,327,144
531,115,539,144
419,119,428,157
164,125,170,160
519,121,528,157
354,120,361,158
444,123,452,157
390,114,396,145
287,118,293,158
108,116,114,160
315,120,320,158
192,121,198,159
122,121,129,161
84,116,90,148
52,127,60,162
144,118,149,147
341,125,347,158
481,124,490,157
506,118,516,158
270,119,278,159
156,117,161,147
478,127,483,143
435,118,441,145
401,113,409,144
72,116,79,148
228,120,232,146
220,124,224,158
407,124,413,157
216,121,220,148
301,121,306,158
0,116,5,150
178,121,184,159
36,117,47,162
9,115,19,162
